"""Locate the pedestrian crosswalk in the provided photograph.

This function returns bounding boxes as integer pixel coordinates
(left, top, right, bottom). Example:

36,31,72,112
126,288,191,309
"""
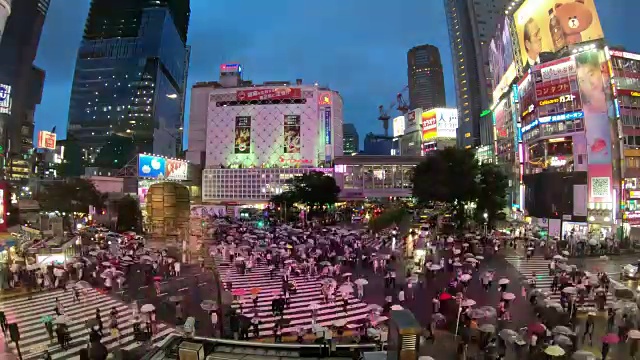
216,257,373,337
505,255,614,311
0,287,175,360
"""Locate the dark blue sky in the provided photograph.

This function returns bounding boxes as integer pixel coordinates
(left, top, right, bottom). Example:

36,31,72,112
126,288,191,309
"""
34,0,640,146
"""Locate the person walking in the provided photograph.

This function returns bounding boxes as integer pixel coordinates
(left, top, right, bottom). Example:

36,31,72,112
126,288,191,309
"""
210,310,218,337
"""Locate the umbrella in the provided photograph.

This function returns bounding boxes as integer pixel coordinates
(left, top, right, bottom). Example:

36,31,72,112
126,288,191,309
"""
169,295,183,303
367,304,383,312
554,335,572,346
391,305,403,310
461,299,476,307
478,324,495,333
439,293,452,301
40,315,53,324
468,309,486,319
562,287,577,295
55,315,69,324
76,280,91,289
354,278,369,286
85,318,99,329
528,323,546,334
502,292,516,300
342,272,353,277
201,300,217,311
601,333,619,344
498,278,510,285
429,265,442,271
553,255,564,260
465,258,478,263
463,253,474,258
141,304,155,313
431,313,446,322
571,351,597,360
250,287,261,295
418,357,435,360
122,256,133,261
544,345,565,357
498,329,518,341
232,289,246,296
475,255,484,260
338,285,354,294
460,274,472,282
332,319,347,327
552,326,574,336
628,329,640,339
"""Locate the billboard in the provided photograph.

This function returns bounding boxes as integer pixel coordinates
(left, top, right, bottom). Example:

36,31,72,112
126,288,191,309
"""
0,84,11,114
513,0,604,70
138,154,188,180
405,108,421,133
393,116,405,137
489,17,516,102
494,99,509,138
575,50,615,203
234,116,251,154
534,56,582,118
421,110,437,142
435,108,458,138
0,183,6,232
220,63,242,73
236,88,301,101
37,131,57,150
283,115,301,153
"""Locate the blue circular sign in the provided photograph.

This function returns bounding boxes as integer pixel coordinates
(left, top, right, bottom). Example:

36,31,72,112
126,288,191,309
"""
0,86,8,101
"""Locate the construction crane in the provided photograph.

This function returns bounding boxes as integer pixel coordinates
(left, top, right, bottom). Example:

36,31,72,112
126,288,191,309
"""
378,86,409,136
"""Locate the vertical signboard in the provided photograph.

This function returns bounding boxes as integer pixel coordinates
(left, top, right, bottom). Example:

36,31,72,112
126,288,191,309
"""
283,115,301,153
234,116,251,154
0,84,11,115
0,182,6,232
405,108,421,133
37,131,57,149
576,50,615,203
324,108,332,162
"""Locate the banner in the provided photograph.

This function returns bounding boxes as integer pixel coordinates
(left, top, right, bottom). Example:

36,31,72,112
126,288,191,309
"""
421,110,437,142
236,88,301,101
324,109,331,145
283,115,301,153
234,116,251,154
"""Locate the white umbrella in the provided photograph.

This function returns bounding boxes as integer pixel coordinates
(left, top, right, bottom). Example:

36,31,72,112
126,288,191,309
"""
429,265,442,271
76,280,91,289
53,268,65,277
498,278,510,285
140,304,155,313
332,319,347,327
628,329,640,339
553,255,565,260
139,255,153,262
390,305,403,310
475,256,484,260
502,292,516,300
338,285,354,294
309,303,321,310
465,258,478,263
122,256,133,261
101,262,111,266
55,315,69,324
460,274,472,282
461,299,476,307
354,278,369,286
562,287,577,295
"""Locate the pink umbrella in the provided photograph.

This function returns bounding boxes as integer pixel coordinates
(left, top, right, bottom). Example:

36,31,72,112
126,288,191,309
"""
232,288,246,296
602,333,620,344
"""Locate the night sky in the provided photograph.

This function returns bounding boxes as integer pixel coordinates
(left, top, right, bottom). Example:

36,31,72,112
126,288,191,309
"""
34,0,640,147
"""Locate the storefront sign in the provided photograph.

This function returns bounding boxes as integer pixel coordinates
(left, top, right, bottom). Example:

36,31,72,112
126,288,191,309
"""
625,212,640,219
278,156,311,164
521,104,535,117
617,89,640,97
0,84,11,115
535,80,571,99
539,58,577,82
324,108,332,145
236,88,301,101
630,190,640,199
549,156,567,167
318,93,331,105
537,94,575,107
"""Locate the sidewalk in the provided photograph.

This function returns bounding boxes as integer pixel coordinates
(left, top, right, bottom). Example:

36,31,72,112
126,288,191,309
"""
0,288,30,301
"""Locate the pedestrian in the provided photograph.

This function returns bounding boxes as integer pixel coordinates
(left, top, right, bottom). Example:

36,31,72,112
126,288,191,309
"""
174,261,181,277
582,313,594,346
44,320,54,343
398,289,405,305
602,341,609,360
73,287,80,303
95,308,103,336
0,311,6,336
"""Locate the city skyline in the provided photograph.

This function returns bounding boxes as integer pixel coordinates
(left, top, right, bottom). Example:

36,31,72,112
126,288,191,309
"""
34,0,640,147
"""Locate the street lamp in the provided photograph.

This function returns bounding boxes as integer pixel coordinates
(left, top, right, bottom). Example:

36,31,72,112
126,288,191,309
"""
166,93,178,99
483,212,488,235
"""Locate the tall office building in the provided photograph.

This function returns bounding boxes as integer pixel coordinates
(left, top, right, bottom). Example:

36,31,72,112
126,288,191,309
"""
407,45,446,111
67,0,191,165
444,0,507,148
343,123,359,155
0,0,50,180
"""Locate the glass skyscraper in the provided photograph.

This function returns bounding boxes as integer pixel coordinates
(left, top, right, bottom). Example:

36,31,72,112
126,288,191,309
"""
67,0,191,163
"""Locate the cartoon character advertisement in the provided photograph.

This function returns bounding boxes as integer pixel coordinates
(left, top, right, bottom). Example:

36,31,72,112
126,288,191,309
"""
513,0,604,69
234,116,252,154
283,115,301,153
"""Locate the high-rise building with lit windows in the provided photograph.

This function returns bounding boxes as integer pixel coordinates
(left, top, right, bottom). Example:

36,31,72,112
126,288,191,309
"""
407,45,446,111
67,0,191,164
444,0,508,148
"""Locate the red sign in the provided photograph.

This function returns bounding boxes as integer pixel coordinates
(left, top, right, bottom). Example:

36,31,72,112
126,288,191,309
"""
535,80,571,99
37,131,56,150
318,93,331,105
279,156,311,164
618,89,640,97
237,88,302,101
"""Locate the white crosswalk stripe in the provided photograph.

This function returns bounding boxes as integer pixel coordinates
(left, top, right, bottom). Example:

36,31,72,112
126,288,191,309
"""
0,288,175,360
217,257,373,337
505,255,614,311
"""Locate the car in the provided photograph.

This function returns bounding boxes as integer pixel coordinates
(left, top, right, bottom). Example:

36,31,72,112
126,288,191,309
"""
621,261,640,279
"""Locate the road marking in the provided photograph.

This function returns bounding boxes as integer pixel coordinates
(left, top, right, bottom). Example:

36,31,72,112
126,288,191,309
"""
158,293,168,296
178,287,189,291
198,283,206,287
140,285,148,289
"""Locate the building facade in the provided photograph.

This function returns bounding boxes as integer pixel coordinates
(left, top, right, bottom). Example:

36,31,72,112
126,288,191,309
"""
420,108,458,154
343,123,359,155
67,0,191,164
407,45,446,111
0,0,49,180
363,133,393,156
444,0,508,148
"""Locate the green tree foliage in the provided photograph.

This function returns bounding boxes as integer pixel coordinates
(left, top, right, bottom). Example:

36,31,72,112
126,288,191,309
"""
270,171,340,218
116,195,142,233
476,163,509,228
36,178,104,230
57,136,86,177
412,148,479,228
93,134,136,169
368,207,407,233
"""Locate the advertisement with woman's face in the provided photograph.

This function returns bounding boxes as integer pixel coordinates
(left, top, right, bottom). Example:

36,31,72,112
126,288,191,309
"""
576,50,612,165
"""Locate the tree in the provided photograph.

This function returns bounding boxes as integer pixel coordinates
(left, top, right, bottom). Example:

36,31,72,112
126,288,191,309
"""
476,163,509,228
93,134,136,169
270,171,340,219
36,178,104,230
116,195,142,233
412,147,479,229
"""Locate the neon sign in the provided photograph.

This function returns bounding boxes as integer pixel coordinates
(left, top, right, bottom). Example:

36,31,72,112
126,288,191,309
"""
521,111,584,133
537,94,575,107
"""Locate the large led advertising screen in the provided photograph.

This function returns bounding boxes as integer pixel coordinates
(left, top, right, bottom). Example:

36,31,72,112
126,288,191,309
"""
513,0,604,69
138,154,188,180
421,110,437,142
435,108,458,139
489,17,516,102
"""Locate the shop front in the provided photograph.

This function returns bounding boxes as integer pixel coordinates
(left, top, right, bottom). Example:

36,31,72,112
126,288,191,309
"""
29,238,78,266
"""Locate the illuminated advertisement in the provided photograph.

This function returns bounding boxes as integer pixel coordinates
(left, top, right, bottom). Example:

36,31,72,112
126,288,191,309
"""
234,116,251,154
421,110,437,142
576,50,615,202
236,88,301,101
318,93,332,105
0,184,5,232
618,89,640,97
494,99,508,138
283,115,301,153
324,109,332,145
220,63,242,73
534,57,582,118
513,0,604,69
138,154,188,180
393,116,405,137
0,84,11,114
406,108,421,133
435,108,458,138
489,16,516,102
37,131,57,150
